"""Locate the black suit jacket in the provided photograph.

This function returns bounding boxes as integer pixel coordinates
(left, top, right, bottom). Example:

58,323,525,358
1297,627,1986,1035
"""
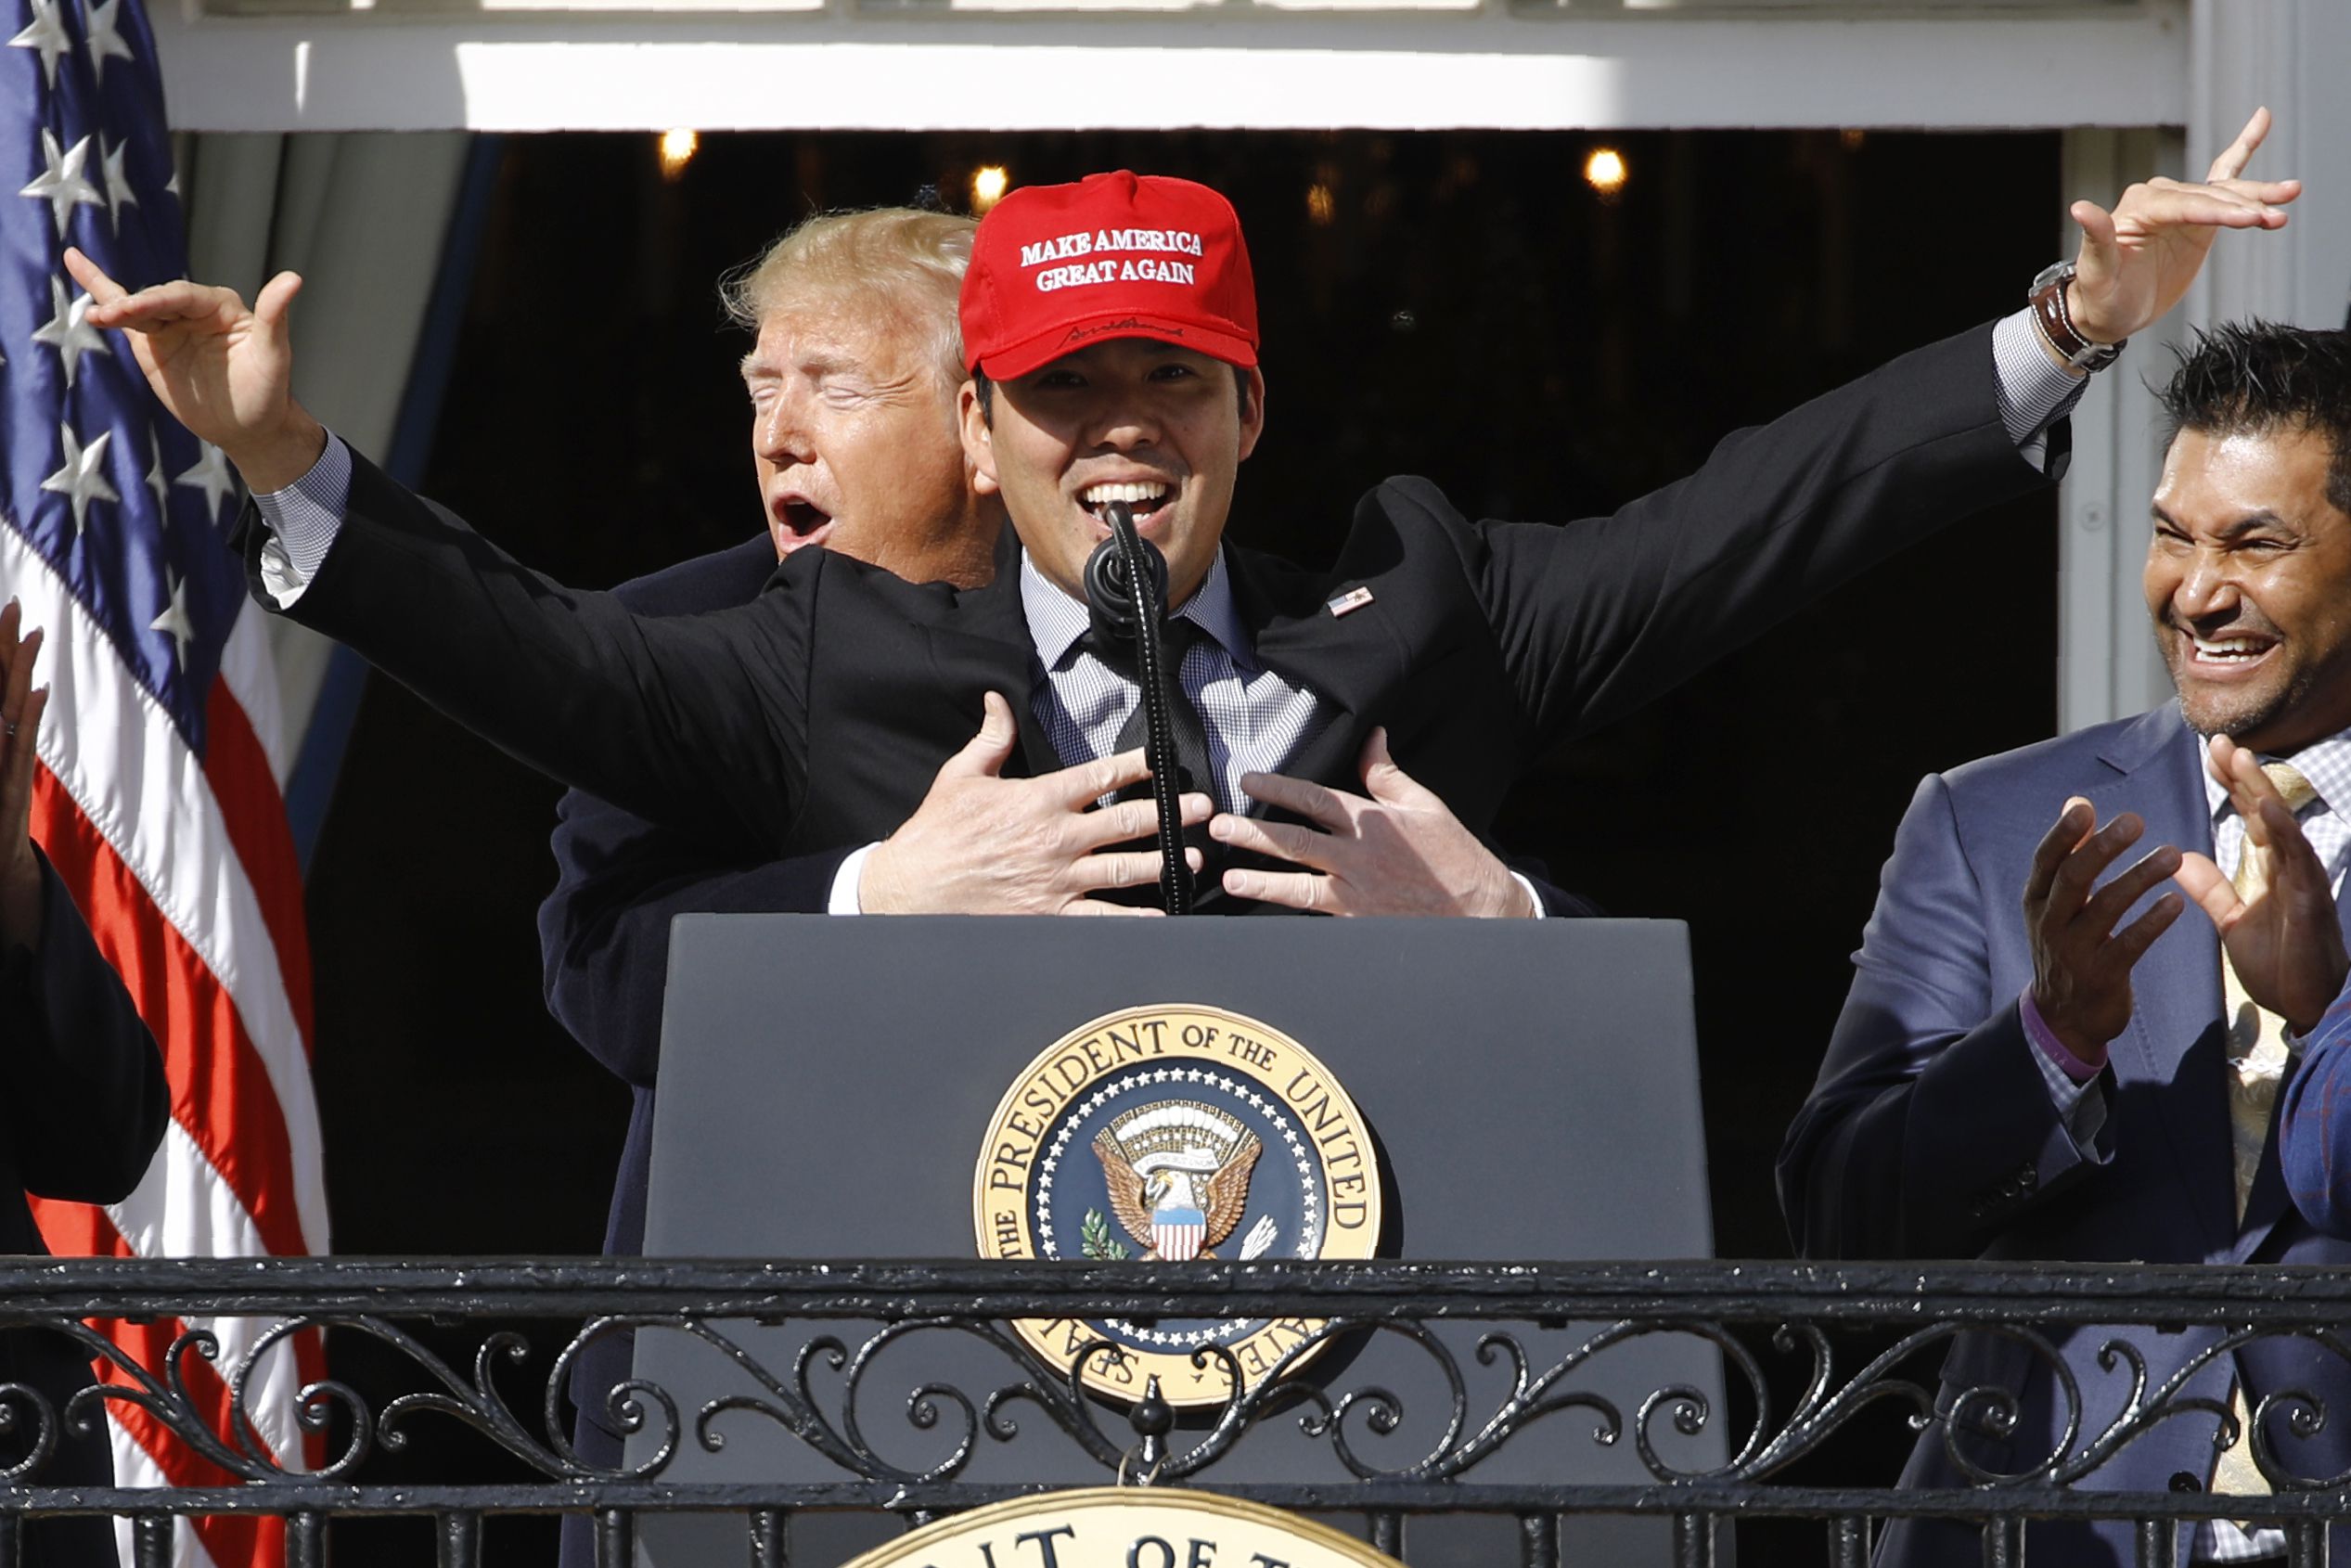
535,533,850,1264
245,325,2051,878
534,536,848,1470
1,850,168,1565
536,531,1596,1466
541,533,1589,1264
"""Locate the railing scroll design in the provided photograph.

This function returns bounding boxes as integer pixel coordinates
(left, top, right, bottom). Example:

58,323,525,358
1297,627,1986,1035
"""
3,1259,2351,1566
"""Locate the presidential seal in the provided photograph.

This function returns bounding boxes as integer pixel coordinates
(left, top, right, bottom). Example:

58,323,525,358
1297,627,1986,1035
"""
973,1004,1382,1406
841,1487,1405,1568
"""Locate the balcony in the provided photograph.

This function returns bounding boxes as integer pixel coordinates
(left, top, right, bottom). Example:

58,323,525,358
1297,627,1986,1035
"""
6,1257,2346,1566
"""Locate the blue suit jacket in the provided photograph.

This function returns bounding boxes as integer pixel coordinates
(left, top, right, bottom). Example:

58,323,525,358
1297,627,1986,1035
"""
2277,870,2351,1235
1779,704,2351,1568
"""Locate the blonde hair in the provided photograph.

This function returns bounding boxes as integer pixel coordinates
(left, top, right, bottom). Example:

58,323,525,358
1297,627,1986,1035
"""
721,208,975,385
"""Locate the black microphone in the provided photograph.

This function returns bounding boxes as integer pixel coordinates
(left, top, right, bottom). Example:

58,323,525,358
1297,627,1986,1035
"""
1083,503,1191,915
1083,512,1169,649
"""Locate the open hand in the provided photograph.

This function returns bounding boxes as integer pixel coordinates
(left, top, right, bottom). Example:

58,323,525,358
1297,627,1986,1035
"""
2064,107,2300,345
859,693,1211,915
2174,735,2348,1035
2024,796,2185,1062
64,247,324,493
1210,727,1533,917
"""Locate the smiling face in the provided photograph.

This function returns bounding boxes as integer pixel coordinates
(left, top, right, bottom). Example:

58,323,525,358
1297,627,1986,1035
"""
2147,423,2351,752
743,289,998,587
961,338,1265,609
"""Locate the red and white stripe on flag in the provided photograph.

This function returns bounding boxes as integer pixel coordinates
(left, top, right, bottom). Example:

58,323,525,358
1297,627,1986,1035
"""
14,536,328,1568
4,0,334,1557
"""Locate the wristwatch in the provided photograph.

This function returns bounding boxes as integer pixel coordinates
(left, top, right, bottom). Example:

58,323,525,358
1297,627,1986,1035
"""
2028,260,2125,374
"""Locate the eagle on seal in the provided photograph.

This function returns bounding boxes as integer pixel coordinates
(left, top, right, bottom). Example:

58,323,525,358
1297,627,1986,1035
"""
1094,1117,1263,1263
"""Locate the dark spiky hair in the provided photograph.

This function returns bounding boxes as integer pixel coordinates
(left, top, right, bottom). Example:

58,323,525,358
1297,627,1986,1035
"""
2159,320,2351,517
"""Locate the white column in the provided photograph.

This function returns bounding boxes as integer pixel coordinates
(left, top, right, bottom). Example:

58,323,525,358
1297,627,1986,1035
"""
2183,0,2351,331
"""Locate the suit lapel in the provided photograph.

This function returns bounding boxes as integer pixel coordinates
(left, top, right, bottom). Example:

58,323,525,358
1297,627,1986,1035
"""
2091,707,2238,1254
1230,546,1409,789
916,540,1408,818
919,529,1060,780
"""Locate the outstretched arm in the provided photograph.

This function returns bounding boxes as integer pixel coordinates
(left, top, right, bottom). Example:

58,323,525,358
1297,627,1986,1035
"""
1478,111,2297,751
287,449,808,842
70,251,809,842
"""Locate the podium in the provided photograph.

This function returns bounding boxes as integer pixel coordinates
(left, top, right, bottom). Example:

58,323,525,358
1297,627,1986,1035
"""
631,916,1722,1565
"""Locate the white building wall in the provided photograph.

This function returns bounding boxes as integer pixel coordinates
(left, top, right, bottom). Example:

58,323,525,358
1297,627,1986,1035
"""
152,4,2190,134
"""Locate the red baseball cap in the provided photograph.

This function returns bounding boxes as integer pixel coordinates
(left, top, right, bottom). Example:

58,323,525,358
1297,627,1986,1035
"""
960,170,1259,380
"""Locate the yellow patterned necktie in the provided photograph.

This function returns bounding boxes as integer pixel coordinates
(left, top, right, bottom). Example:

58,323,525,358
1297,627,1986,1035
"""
2212,759,2319,1510
2222,760,2321,1218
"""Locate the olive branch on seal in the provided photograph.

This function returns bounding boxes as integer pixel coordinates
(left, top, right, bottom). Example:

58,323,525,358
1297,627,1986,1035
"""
1080,1208,1130,1261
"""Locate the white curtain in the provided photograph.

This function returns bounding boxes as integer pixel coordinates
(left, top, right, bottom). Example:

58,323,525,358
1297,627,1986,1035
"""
181,130,471,779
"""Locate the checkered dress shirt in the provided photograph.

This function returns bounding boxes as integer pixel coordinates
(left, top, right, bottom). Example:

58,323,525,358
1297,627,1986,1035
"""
1018,549,1325,816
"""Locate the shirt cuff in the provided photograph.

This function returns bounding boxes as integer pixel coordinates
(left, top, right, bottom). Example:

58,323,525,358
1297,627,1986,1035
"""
1510,871,1546,919
829,842,879,915
250,432,353,609
1992,308,2092,473
2021,988,2108,1144
2020,984,2105,1080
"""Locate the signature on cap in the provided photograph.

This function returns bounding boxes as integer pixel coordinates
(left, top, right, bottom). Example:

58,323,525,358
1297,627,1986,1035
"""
1060,316,1185,348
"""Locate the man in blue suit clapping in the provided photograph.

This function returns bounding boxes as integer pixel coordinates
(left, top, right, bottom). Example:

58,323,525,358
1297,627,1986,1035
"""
1782,320,2351,1568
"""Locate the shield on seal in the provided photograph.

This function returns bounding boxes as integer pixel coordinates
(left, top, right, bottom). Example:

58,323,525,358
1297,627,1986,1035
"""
1152,1207,1208,1262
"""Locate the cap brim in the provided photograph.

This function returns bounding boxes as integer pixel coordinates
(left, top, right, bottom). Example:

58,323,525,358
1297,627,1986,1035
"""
975,311,1257,380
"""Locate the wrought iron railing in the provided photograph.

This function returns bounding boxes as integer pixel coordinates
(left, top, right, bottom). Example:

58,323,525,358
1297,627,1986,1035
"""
4,1259,2351,1567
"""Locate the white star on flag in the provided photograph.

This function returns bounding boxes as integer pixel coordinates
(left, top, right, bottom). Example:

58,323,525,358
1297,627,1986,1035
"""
148,569,194,667
143,428,169,516
173,442,236,522
19,128,104,238
6,0,71,89
99,135,138,232
82,0,136,84
42,421,119,536
31,274,110,389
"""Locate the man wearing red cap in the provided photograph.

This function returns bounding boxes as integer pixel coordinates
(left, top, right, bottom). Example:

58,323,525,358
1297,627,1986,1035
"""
71,138,2296,923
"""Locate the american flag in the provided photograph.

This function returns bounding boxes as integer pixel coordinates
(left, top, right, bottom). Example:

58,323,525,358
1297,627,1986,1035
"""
2,0,326,1561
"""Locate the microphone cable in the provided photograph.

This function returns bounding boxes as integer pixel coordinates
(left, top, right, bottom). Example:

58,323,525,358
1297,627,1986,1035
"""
1100,500,1192,915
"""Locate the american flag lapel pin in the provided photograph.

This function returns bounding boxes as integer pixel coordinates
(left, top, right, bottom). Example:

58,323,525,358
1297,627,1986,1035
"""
1326,586,1375,619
